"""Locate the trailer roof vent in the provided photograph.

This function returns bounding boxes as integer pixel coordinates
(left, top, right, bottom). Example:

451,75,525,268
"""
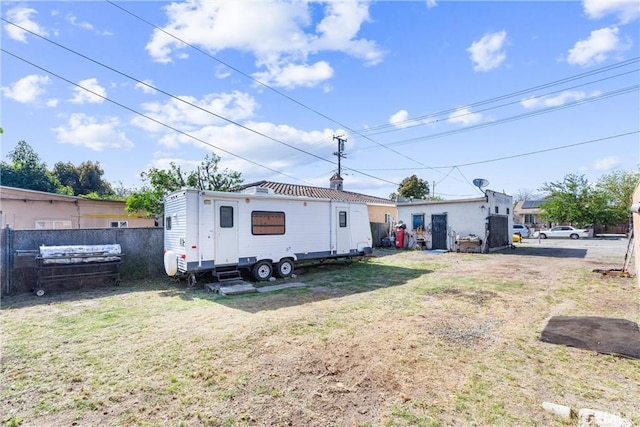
243,186,273,195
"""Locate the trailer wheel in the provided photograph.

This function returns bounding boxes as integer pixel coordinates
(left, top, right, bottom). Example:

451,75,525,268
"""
35,289,45,297
187,273,197,288
275,259,294,278
252,260,273,281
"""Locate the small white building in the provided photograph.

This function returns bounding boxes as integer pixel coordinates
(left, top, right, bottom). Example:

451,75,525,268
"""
396,189,513,252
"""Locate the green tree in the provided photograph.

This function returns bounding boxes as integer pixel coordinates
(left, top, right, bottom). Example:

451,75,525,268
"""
389,174,430,201
595,169,640,225
52,161,114,196
0,140,60,192
539,170,640,227
126,153,243,217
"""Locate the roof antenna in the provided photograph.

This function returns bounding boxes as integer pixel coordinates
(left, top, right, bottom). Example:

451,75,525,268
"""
472,178,489,194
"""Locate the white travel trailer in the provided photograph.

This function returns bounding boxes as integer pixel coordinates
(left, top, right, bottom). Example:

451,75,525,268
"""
163,187,373,285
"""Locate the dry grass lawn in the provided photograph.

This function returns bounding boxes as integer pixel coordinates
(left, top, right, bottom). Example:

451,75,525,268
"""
1,239,639,426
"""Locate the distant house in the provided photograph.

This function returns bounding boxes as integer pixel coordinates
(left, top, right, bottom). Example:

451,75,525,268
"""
0,186,156,230
513,200,545,229
234,176,397,224
396,189,514,252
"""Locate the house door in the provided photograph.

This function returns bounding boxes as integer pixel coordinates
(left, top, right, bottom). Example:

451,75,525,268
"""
431,214,448,250
214,200,239,265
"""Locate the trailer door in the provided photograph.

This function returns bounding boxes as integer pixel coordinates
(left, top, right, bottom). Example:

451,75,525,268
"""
214,201,239,265
335,207,350,254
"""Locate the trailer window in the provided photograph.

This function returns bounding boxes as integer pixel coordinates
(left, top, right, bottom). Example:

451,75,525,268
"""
220,206,234,228
252,211,285,235
165,217,172,230
339,211,347,227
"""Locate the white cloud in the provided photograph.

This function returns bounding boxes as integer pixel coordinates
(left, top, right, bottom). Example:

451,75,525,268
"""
165,121,338,175
389,110,411,128
448,107,483,126
426,0,438,9
53,113,134,151
583,0,640,24
591,156,621,170
66,14,94,30
3,7,49,42
567,27,625,66
70,78,107,104
131,90,259,132
520,90,600,109
135,80,157,94
252,61,334,89
467,30,507,72
0,74,52,104
145,0,383,88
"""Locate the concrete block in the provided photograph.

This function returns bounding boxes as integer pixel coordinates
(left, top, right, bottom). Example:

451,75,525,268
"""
542,401,575,419
578,408,632,427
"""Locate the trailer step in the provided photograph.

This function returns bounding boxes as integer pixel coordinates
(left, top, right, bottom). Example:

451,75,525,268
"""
205,282,257,295
214,270,243,282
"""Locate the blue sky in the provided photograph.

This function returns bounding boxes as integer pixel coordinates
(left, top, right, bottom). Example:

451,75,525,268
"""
1,0,639,200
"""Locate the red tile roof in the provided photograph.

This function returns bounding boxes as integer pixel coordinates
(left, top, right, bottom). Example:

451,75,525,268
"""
235,181,394,205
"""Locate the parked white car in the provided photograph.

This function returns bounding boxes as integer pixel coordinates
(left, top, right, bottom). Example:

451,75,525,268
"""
512,224,530,238
538,226,589,239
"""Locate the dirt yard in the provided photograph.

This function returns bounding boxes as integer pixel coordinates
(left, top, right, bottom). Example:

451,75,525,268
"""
1,237,639,426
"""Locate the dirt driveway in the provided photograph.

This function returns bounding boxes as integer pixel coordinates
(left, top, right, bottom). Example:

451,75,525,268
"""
1,237,638,426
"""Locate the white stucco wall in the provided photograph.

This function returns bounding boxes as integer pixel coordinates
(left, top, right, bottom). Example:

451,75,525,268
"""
396,190,513,251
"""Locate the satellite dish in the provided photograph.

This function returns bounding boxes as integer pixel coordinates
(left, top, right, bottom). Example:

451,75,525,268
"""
472,178,489,191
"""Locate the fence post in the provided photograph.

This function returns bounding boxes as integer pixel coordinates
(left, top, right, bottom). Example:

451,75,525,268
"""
2,225,12,295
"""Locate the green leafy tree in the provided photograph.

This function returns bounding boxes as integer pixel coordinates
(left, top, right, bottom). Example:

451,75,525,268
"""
126,153,243,217
0,140,60,192
595,169,640,225
52,161,114,196
539,170,640,227
389,174,430,201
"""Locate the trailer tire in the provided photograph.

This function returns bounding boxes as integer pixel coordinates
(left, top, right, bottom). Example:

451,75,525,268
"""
275,259,294,278
35,289,45,297
164,251,178,276
252,260,273,281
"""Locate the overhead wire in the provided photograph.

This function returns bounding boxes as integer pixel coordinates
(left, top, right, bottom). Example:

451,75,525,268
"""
0,18,402,186
104,1,640,187
104,0,448,176
3,7,638,194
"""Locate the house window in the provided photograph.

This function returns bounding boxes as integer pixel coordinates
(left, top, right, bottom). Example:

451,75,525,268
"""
525,214,536,224
495,206,499,214
506,208,510,215
339,211,347,227
220,206,234,228
252,211,285,235
110,221,128,228
384,213,392,223
35,220,72,229
411,214,425,230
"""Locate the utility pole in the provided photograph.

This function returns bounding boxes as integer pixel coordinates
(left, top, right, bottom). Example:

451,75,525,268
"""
333,135,347,176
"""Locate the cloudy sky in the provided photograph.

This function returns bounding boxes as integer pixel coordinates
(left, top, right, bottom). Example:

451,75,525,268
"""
1,0,639,199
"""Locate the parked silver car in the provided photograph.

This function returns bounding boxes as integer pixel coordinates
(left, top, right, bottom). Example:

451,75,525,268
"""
512,224,530,238
538,226,589,239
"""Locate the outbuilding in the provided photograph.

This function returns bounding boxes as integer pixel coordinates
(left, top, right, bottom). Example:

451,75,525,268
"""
395,189,513,253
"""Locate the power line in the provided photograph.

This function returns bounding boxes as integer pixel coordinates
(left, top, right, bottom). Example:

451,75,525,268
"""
357,131,640,170
0,18,402,187
104,0,441,174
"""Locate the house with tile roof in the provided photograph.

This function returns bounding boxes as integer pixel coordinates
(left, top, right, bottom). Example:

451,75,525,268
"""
234,178,397,224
